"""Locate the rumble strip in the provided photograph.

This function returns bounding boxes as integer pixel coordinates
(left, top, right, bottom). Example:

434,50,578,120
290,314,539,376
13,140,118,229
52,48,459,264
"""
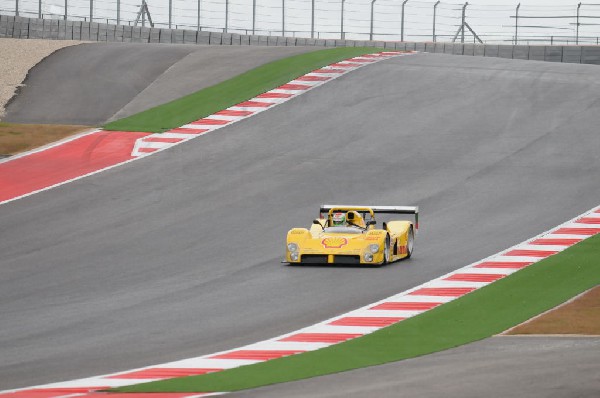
2,206,599,397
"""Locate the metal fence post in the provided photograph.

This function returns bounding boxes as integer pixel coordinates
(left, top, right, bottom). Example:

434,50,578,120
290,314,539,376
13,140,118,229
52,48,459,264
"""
370,0,376,41
282,0,285,35
461,2,468,43
64,0,67,20
401,0,408,42
311,0,315,38
197,0,200,30
515,3,520,45
340,0,345,39
252,0,256,35
15,0,19,16
433,0,439,42
169,0,172,29
38,0,42,18
90,0,93,22
117,0,120,24
225,0,228,33
576,2,582,45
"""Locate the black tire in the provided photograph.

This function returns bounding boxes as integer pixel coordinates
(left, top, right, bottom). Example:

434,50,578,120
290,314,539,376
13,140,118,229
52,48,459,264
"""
406,226,415,259
383,235,391,265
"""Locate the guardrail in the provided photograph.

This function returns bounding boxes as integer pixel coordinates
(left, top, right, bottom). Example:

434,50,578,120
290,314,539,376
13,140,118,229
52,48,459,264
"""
1,14,599,65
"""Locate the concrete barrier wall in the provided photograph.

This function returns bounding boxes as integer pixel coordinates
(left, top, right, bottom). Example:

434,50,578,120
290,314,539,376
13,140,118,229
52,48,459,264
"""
1,14,599,65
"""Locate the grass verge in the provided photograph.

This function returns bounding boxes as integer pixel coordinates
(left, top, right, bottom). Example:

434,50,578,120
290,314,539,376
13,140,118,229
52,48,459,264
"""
103,47,388,133
115,233,600,393
0,122,90,156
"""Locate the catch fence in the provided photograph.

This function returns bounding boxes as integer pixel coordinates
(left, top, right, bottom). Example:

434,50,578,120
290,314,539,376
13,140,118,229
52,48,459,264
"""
1,0,599,44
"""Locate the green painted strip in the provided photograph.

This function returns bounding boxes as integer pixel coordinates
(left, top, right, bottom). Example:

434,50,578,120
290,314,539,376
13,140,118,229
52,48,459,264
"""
103,47,389,133
114,234,600,393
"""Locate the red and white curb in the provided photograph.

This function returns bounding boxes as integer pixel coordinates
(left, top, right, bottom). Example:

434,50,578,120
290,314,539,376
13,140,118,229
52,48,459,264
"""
2,206,599,397
130,52,413,157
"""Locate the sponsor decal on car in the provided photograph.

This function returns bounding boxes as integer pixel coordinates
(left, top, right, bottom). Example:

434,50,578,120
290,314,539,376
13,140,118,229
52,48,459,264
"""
322,237,348,249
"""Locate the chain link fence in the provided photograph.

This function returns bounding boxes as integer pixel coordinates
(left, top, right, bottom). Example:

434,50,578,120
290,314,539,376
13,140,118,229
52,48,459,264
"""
1,0,599,44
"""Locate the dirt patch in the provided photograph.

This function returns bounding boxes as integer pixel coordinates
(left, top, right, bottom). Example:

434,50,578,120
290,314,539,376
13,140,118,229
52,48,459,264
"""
505,285,600,335
0,123,91,156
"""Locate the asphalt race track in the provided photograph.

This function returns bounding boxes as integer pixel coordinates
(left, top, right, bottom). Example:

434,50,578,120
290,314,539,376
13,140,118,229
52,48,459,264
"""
3,43,313,125
1,52,600,390
229,336,600,398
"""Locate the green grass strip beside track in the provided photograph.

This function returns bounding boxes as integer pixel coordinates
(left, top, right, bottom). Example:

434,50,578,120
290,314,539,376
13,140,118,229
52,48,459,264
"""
103,47,387,133
115,233,600,393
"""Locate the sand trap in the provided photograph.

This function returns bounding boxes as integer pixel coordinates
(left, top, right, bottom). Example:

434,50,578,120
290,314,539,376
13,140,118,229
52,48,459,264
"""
505,286,600,336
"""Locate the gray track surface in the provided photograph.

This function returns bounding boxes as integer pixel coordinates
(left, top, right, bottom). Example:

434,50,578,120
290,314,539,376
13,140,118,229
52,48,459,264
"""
3,43,313,125
229,336,600,398
1,53,600,390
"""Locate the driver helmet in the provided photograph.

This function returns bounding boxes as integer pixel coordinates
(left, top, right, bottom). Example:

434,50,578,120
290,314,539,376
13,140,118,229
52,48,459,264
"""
332,212,346,226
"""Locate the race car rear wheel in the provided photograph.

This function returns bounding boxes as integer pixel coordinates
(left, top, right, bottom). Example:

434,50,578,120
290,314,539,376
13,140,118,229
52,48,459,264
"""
406,226,414,259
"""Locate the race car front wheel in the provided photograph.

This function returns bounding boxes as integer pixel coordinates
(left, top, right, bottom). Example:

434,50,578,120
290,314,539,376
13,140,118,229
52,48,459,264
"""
406,226,414,259
383,235,391,264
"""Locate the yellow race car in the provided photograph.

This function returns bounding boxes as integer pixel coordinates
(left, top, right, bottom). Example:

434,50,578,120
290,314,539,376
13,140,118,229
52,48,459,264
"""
286,205,418,266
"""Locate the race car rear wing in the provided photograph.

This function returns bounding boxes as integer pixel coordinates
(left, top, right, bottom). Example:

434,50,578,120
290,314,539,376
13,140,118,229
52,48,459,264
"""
319,205,419,230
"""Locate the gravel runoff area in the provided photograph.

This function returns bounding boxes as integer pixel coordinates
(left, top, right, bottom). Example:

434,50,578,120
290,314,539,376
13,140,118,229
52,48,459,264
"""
0,38,86,119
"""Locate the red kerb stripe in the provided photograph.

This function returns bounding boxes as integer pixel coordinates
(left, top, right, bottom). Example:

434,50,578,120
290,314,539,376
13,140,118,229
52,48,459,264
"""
137,147,159,153
189,118,231,125
504,249,557,258
295,75,331,81
256,93,293,98
554,228,599,236
328,317,404,327
576,217,600,224
236,100,275,107
0,388,108,398
142,137,183,143
474,261,532,269
210,350,304,360
530,238,582,246
330,62,361,68
81,393,206,397
107,367,222,379
168,128,209,134
215,110,253,116
409,287,476,297
312,68,347,73
277,84,312,90
371,302,442,311
444,273,505,283
280,333,362,343
348,58,377,62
